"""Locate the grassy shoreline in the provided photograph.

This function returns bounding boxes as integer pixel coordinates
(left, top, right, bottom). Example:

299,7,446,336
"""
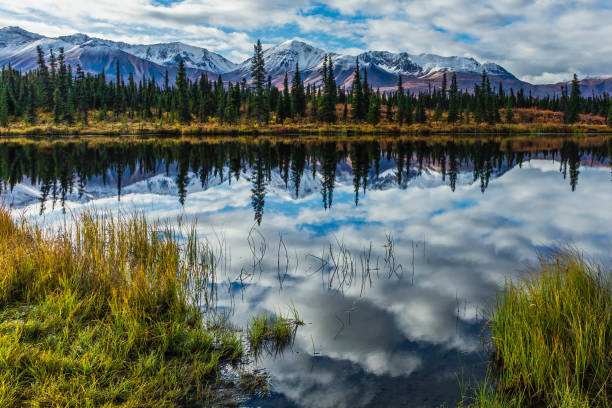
1,121,611,137
464,250,611,407
0,209,243,407
0,206,609,407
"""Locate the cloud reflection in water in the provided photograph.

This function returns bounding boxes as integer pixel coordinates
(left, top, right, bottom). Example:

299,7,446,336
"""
9,154,612,407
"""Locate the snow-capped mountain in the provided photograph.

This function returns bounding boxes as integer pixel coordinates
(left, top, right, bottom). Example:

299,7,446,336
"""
0,26,236,80
57,33,237,73
0,26,43,47
332,51,514,79
2,26,610,95
0,26,515,83
232,40,328,79
225,41,517,87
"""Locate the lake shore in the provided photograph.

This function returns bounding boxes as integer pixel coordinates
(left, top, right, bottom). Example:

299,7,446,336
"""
2,122,612,137
1,116,612,138
0,209,245,407
0,137,610,407
3,209,609,407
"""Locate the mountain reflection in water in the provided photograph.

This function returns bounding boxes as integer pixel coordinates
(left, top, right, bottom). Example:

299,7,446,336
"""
1,136,611,407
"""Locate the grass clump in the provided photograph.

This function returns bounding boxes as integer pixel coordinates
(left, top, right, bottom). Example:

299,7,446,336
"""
464,250,611,407
247,308,303,356
0,208,242,407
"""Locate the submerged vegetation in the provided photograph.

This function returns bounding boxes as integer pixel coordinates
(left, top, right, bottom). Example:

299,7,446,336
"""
247,308,304,357
463,250,611,407
0,208,243,407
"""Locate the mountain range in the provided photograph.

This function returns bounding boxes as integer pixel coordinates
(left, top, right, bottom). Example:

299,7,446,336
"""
1,26,611,96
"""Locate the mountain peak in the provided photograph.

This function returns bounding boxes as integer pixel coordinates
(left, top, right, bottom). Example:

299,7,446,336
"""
57,33,92,45
0,26,44,46
260,40,327,72
0,26,39,35
276,39,313,49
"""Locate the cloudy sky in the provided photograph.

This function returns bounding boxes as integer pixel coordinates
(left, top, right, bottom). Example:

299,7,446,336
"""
1,0,611,83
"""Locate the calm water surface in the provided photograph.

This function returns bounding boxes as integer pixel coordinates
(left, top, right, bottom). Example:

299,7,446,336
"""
1,136,611,407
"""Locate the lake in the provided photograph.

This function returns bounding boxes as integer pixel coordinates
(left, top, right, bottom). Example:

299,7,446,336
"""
1,135,611,407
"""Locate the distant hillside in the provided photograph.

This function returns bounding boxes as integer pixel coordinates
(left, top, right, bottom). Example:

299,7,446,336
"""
1,26,611,96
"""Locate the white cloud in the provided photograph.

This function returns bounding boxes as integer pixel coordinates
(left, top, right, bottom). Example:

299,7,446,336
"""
1,1,610,87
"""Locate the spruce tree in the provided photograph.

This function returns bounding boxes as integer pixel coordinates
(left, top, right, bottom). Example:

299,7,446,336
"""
415,96,427,123
318,56,328,121
49,49,57,86
351,57,365,120
433,102,442,121
505,97,514,123
176,60,190,123
321,54,337,123
396,76,404,125
52,86,62,124
404,93,413,125
58,48,68,98
282,73,291,121
607,104,612,127
114,59,122,118
216,82,226,124
447,73,459,123
291,63,305,117
367,90,381,125
251,40,266,125
65,89,75,124
276,90,286,123
568,74,581,124
561,85,569,124
485,77,497,124
363,68,370,105
0,85,8,127
441,73,447,106
36,45,50,106
474,85,483,123
224,91,238,124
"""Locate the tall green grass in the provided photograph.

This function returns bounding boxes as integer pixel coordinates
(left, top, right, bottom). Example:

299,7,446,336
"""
0,208,242,407
463,250,611,407
247,306,304,357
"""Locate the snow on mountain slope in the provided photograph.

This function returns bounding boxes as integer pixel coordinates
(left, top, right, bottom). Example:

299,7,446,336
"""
3,26,606,95
0,26,43,47
332,51,516,79
352,51,421,75
0,25,555,86
229,40,328,80
120,42,237,73
0,27,80,70
59,34,238,73
0,27,236,75
409,54,481,76
228,42,517,89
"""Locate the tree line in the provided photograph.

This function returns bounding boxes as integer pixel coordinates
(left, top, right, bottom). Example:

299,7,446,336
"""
2,138,605,220
1,41,612,127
